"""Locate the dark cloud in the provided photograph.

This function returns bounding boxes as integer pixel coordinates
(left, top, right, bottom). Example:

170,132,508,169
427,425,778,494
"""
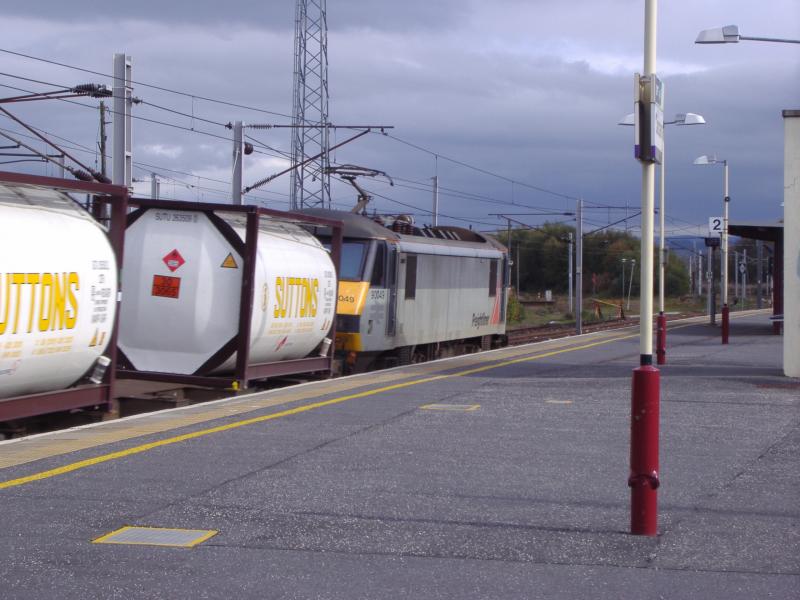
0,0,797,232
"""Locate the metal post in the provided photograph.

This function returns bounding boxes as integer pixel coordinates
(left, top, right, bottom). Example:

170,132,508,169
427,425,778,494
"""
232,120,243,205
627,259,636,310
630,0,660,538
150,173,158,199
112,53,132,190
721,161,730,343
622,258,627,307
698,251,703,296
576,198,583,334
516,246,520,296
99,101,108,179
756,240,763,308
743,248,748,305
506,218,512,293
656,101,667,364
711,246,717,325
432,175,439,226
568,232,574,314
734,250,740,301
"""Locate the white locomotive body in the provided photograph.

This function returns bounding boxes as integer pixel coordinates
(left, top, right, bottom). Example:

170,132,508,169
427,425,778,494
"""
0,184,117,398
303,210,508,370
119,207,336,375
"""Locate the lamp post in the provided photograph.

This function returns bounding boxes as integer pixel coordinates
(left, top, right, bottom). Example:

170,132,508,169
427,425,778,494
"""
694,155,730,344
621,258,627,308
619,111,705,364
695,25,800,45
627,0,660,537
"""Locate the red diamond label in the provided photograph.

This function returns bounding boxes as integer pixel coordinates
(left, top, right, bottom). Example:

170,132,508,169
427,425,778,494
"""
162,249,185,272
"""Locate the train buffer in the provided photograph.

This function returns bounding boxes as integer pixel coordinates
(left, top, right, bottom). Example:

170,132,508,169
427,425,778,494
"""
0,312,796,598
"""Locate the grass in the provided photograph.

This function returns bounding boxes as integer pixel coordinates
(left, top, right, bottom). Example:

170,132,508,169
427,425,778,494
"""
511,293,715,330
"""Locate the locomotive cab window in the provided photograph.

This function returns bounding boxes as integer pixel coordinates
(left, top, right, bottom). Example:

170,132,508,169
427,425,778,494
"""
489,260,498,297
405,255,417,299
322,240,367,281
370,241,386,287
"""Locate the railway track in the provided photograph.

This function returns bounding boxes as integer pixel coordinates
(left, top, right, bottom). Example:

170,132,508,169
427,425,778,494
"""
506,318,635,345
505,310,703,345
3,312,704,439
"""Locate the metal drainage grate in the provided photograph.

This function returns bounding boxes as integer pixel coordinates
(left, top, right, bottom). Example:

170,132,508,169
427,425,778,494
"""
92,526,218,548
420,403,480,412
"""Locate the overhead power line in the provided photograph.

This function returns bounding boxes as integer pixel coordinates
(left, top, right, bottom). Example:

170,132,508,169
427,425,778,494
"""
379,132,580,202
0,47,293,119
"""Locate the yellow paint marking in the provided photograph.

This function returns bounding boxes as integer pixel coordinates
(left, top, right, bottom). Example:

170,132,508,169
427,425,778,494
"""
420,403,481,411
92,525,218,548
0,314,756,490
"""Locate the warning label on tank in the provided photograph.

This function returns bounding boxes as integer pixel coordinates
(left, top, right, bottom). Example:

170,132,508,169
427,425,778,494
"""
162,249,185,272
220,253,238,269
152,275,181,299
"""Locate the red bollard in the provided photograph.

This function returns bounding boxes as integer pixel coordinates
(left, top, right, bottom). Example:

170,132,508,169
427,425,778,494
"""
656,313,666,365
721,305,730,344
629,365,660,536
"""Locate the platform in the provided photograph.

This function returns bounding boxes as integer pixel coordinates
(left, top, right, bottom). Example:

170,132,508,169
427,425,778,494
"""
0,311,797,599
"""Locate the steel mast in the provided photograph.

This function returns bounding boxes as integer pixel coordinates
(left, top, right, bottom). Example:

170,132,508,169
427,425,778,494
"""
290,0,330,210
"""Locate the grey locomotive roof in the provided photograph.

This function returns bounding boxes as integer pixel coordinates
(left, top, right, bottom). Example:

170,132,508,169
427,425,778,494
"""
301,208,507,254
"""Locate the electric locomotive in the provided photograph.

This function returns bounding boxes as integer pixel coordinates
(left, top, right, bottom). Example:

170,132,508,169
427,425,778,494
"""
302,209,509,372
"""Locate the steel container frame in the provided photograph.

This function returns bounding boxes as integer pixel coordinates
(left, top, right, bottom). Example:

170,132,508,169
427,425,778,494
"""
0,171,128,422
116,198,343,390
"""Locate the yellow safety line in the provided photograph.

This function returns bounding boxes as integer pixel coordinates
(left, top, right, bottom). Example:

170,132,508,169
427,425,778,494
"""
0,315,754,490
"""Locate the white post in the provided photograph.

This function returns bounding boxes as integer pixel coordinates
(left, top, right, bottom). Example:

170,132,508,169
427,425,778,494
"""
743,248,748,304
722,161,729,308
628,259,636,310
658,106,666,316
783,110,800,376
576,198,583,334
639,0,657,363
568,232,573,313
432,175,439,226
756,241,763,309
112,53,132,189
150,172,158,199
232,120,243,205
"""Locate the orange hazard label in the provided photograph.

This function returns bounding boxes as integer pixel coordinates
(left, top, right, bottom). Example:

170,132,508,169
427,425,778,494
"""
220,253,238,269
152,274,181,299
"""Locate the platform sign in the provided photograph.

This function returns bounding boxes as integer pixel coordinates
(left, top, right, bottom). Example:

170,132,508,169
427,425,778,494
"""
739,262,747,274
633,73,664,164
704,237,720,248
708,217,723,237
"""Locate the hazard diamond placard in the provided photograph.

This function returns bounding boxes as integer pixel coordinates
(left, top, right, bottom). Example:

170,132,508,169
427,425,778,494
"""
162,249,186,272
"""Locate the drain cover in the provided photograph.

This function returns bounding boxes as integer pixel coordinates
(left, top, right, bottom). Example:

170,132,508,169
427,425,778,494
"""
420,403,480,411
93,526,217,548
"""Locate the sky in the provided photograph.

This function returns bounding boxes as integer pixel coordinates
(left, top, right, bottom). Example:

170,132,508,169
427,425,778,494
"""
1,0,798,238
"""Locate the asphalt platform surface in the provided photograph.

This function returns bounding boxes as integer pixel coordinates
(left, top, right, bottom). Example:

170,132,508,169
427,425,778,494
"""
0,313,797,599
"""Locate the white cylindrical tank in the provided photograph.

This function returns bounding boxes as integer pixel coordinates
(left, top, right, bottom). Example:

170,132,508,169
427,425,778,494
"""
0,191,117,398
119,207,337,375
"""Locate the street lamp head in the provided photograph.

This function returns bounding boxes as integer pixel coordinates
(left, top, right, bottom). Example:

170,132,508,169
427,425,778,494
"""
620,112,706,126
694,154,717,165
674,112,706,126
696,25,740,44
618,113,635,126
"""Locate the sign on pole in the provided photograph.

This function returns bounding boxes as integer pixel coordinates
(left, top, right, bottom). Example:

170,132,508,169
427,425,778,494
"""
708,216,723,236
633,73,664,164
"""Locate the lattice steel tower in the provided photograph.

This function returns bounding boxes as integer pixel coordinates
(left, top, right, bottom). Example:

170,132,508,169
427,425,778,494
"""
290,0,330,209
